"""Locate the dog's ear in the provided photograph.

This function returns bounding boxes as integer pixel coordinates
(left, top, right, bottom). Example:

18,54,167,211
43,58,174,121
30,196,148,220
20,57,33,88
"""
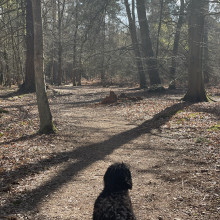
104,163,133,191
124,175,132,190
122,163,132,190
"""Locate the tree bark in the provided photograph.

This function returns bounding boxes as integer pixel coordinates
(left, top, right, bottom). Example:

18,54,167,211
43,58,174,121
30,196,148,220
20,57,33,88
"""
72,1,79,86
183,0,208,102
7,1,21,85
0,60,3,85
156,0,164,58
32,0,55,133
124,0,147,89
51,0,57,85
136,0,161,85
57,0,66,86
3,48,11,87
23,0,35,92
203,1,210,84
100,9,106,86
169,0,184,88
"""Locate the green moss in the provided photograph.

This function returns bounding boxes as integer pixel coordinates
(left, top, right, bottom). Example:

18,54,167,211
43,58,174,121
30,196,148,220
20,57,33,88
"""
195,136,209,144
175,112,200,123
182,91,209,102
176,110,184,114
188,112,199,118
38,121,57,134
52,122,57,132
176,118,185,124
206,95,216,102
207,123,220,131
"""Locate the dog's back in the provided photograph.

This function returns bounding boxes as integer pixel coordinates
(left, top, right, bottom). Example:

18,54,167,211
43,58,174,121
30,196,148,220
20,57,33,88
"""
93,163,136,220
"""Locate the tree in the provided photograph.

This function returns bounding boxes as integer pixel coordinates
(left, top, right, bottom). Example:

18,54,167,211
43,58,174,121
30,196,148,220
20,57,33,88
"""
6,0,23,85
32,0,55,133
1,0,218,88
183,0,209,102
57,0,66,85
20,0,35,92
72,0,79,86
124,0,146,89
155,0,164,58
136,0,161,86
51,0,57,85
100,7,106,86
3,48,11,87
202,1,210,84
169,0,185,89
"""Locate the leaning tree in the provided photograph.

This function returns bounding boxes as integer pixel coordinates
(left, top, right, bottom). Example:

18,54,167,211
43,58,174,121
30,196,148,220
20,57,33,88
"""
32,0,55,134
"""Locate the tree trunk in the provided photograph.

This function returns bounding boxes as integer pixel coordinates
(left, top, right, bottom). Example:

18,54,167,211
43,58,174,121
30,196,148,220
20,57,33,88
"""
124,0,147,89
72,0,79,86
51,0,57,85
203,1,210,84
3,48,11,87
32,0,55,133
100,8,106,86
0,60,3,85
7,1,21,85
156,0,164,58
57,0,65,86
169,0,184,89
136,0,161,85
22,0,35,92
15,1,23,84
183,0,208,102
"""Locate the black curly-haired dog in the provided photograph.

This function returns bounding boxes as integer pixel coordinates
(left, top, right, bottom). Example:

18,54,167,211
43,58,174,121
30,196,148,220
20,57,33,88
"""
93,163,136,220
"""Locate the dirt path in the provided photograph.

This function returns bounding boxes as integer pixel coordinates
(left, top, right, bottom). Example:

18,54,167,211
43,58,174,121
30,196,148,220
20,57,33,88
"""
0,85,219,220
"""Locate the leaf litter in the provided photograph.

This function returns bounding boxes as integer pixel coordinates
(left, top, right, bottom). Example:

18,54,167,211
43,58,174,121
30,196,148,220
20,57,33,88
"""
0,85,219,219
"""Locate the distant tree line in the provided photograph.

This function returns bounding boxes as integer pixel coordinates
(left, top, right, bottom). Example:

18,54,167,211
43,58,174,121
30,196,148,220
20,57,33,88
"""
1,0,219,133
0,0,219,90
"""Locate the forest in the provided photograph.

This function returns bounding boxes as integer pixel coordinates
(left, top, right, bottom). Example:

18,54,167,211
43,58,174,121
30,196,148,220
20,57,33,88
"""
0,0,220,219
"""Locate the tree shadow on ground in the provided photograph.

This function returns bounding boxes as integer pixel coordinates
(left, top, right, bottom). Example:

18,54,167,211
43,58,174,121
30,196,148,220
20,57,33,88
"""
0,133,38,146
191,105,220,119
52,98,103,107
0,102,192,215
123,88,186,99
0,89,32,99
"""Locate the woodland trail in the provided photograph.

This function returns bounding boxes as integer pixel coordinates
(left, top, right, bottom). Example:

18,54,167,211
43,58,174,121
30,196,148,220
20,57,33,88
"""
0,85,220,219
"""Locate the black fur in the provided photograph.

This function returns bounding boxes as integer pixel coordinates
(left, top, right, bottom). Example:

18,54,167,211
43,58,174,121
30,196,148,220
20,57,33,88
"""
93,163,136,220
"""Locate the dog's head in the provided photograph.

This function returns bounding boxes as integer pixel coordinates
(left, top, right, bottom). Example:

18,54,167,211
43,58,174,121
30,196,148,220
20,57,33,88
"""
104,163,132,192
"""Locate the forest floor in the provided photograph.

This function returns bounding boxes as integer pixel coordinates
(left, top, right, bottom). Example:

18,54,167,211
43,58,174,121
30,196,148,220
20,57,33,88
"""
0,83,220,220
